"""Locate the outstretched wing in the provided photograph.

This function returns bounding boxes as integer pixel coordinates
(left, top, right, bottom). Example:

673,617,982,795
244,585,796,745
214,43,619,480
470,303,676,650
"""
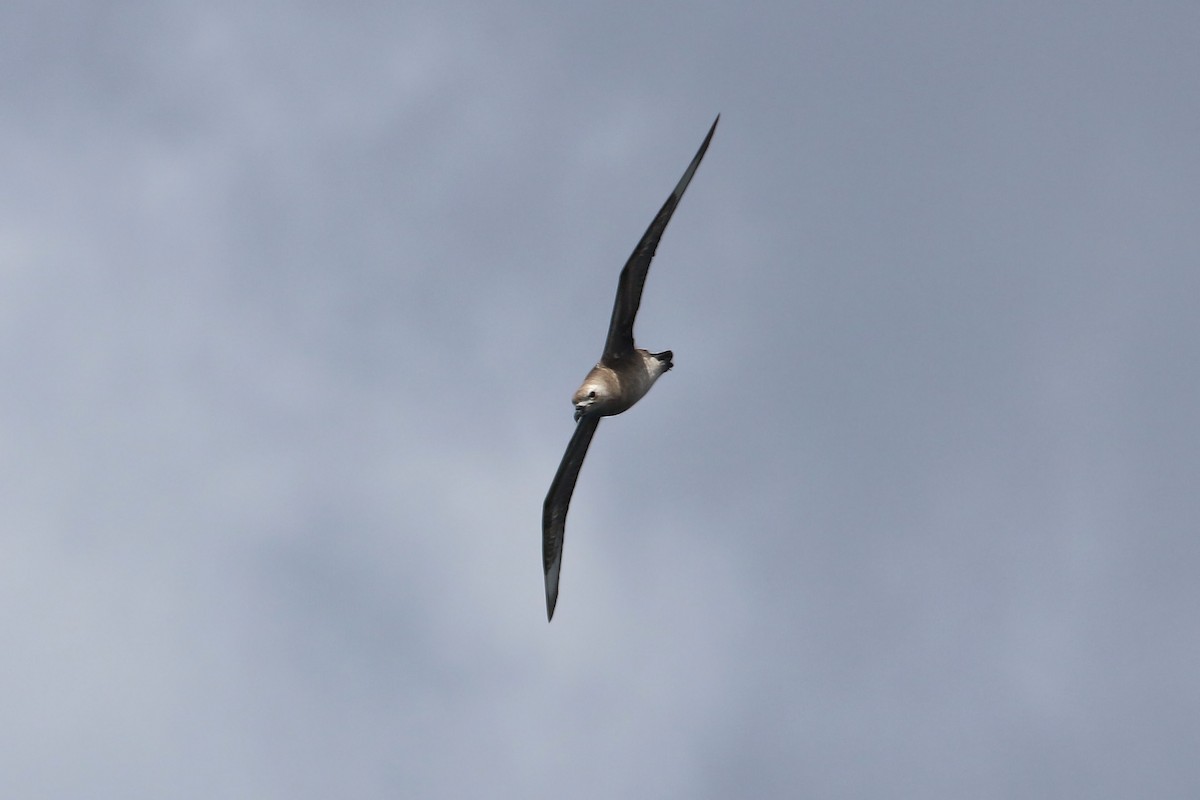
542,415,601,621
602,115,719,361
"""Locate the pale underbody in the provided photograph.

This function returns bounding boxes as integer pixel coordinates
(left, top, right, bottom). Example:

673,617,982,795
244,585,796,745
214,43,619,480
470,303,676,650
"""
571,350,672,421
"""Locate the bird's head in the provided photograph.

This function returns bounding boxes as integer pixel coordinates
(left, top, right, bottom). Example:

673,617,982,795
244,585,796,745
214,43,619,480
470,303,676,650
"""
572,383,606,422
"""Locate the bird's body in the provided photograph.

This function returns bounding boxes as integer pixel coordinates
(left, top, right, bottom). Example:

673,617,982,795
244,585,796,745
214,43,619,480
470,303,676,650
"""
571,349,673,420
542,116,718,621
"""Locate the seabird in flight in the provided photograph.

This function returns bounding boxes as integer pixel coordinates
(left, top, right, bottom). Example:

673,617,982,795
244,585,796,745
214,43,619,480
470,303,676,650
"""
542,115,719,621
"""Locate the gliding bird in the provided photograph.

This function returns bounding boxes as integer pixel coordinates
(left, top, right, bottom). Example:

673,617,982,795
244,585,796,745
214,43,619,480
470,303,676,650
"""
542,116,719,621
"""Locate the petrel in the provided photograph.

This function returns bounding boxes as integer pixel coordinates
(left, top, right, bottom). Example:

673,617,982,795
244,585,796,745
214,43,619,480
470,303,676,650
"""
542,116,718,621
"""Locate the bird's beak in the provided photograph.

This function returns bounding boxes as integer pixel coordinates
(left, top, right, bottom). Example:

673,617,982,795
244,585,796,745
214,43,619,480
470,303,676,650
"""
574,406,585,422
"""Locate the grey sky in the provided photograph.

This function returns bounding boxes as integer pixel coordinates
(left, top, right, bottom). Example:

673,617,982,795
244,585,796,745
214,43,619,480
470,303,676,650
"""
2,1,1198,797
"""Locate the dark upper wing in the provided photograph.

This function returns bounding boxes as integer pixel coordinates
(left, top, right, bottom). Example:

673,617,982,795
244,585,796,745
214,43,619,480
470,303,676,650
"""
602,115,719,361
542,415,601,621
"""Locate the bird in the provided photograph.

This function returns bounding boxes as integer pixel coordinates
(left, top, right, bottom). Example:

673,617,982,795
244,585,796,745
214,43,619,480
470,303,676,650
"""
542,115,718,621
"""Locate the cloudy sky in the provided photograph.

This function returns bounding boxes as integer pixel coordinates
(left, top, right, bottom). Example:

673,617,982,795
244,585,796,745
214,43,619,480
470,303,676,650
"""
3,1,1198,797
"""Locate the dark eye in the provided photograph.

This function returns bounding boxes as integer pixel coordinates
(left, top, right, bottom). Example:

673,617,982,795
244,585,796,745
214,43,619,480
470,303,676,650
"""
588,391,596,399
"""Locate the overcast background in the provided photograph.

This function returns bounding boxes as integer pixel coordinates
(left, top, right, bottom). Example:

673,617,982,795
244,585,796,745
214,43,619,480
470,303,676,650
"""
3,1,1198,797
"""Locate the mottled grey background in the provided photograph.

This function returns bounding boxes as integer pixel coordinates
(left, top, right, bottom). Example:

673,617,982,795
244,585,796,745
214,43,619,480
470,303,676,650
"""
3,2,1197,797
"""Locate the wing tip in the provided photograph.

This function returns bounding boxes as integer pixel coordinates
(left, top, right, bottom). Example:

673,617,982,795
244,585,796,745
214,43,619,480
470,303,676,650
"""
545,557,561,622
699,113,720,150
668,115,720,201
